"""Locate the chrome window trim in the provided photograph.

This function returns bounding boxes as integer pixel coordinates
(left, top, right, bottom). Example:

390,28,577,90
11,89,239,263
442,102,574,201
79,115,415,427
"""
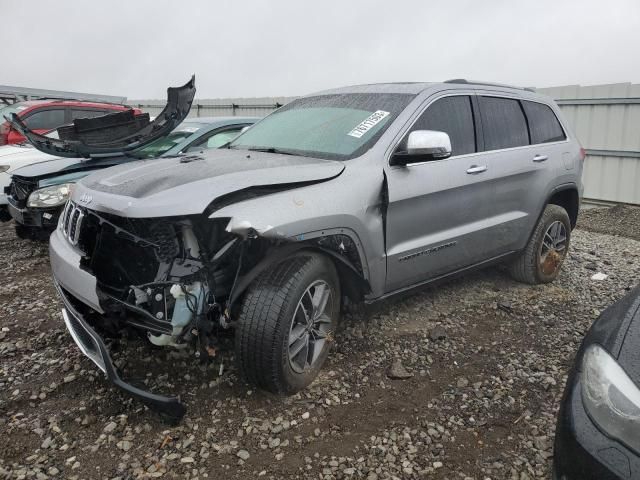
385,90,571,169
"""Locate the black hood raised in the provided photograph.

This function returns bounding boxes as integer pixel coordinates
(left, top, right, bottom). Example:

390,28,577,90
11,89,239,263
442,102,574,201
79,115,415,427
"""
6,76,196,159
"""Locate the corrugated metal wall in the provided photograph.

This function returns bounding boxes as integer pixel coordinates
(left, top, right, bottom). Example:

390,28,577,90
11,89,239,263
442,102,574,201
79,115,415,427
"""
132,83,640,205
537,83,640,205
129,97,296,119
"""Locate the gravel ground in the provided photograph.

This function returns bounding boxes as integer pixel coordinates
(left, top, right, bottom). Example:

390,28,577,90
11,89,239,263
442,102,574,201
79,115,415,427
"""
1,209,640,480
578,204,640,240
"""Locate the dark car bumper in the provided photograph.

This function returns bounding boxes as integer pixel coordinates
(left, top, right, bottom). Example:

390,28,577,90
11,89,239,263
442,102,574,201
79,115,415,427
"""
53,280,186,422
554,375,640,479
0,204,11,222
7,201,62,229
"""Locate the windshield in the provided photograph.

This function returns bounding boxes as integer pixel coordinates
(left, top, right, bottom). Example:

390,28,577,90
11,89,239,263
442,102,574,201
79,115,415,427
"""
228,93,415,160
0,103,29,121
129,124,203,159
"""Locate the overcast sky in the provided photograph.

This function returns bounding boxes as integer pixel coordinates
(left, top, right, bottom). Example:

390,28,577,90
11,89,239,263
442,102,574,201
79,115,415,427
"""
2,0,639,100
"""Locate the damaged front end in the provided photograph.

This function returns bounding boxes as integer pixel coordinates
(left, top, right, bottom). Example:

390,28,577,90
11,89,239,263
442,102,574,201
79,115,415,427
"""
56,200,274,419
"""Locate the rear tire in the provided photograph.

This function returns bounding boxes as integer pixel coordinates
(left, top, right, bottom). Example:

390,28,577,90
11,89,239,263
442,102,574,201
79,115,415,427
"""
509,204,571,284
235,252,340,394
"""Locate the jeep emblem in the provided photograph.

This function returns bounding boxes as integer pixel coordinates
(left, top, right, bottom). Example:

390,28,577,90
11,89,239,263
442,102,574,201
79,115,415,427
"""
79,193,93,204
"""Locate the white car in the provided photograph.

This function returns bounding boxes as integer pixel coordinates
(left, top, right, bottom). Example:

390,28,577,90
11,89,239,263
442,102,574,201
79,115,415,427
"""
0,135,59,221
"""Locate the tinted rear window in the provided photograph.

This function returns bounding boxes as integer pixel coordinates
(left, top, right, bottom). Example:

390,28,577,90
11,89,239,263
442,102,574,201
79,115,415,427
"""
407,95,476,156
522,101,566,144
70,109,111,121
478,96,529,150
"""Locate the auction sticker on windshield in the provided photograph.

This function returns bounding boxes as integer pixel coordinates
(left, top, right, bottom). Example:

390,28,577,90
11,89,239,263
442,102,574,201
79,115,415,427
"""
348,110,390,138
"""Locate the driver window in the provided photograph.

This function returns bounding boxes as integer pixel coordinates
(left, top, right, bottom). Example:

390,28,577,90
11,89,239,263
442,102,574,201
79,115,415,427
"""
404,96,476,157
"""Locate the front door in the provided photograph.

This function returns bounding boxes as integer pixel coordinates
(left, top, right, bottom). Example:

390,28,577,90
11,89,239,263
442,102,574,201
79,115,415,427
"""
384,94,495,293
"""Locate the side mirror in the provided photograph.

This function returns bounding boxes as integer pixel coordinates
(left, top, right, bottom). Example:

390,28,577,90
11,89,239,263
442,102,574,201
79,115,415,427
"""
391,130,452,166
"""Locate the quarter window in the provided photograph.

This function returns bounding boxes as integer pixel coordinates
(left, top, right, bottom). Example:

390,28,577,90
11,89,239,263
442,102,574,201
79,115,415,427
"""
478,96,529,150
522,101,566,144
408,96,476,156
22,109,66,130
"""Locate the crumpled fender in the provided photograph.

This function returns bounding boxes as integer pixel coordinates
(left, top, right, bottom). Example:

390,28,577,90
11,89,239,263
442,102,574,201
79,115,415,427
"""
5,76,196,159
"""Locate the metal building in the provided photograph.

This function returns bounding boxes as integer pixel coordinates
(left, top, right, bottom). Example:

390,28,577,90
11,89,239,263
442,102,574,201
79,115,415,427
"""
0,85,126,105
537,83,640,205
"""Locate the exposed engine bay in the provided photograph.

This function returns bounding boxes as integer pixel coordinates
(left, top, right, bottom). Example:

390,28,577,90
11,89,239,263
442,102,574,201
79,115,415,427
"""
61,200,365,360
63,201,248,356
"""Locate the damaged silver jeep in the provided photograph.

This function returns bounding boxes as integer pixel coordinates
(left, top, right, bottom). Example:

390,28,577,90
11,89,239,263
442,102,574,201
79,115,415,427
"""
35,79,583,420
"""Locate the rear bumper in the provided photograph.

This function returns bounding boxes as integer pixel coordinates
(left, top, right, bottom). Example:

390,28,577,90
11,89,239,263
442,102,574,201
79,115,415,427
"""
54,281,186,421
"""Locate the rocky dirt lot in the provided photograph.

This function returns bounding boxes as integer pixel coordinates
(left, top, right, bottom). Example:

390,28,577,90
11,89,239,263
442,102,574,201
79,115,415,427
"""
1,206,640,480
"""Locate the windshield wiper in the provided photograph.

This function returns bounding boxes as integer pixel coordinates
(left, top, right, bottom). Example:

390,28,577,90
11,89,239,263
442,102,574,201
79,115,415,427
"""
245,147,296,156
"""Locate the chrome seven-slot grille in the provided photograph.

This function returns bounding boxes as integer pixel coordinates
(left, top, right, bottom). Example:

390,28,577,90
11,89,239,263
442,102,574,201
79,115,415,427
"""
61,201,85,245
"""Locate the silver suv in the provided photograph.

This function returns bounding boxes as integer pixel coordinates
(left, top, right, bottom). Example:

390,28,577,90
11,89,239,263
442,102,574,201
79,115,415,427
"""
47,80,583,419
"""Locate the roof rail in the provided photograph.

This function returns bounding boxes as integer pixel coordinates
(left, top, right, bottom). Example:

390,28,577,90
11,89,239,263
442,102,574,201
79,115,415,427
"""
444,79,536,92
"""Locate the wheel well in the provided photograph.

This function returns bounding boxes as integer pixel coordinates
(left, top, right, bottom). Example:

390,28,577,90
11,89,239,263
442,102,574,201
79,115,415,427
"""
229,237,370,309
548,188,579,228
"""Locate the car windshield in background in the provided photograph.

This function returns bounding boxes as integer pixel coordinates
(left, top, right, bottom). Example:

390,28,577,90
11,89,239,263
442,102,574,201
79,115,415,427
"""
129,124,203,159
0,103,28,120
229,93,415,160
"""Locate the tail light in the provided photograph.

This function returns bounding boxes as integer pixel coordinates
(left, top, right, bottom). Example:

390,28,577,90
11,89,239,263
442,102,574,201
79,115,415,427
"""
0,121,9,146
579,147,586,162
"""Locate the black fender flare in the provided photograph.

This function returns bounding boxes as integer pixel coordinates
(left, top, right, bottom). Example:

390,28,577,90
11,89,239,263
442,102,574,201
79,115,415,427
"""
525,182,579,246
229,242,370,308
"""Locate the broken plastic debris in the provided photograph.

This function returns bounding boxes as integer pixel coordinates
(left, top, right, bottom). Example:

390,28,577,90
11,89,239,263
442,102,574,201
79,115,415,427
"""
591,272,608,281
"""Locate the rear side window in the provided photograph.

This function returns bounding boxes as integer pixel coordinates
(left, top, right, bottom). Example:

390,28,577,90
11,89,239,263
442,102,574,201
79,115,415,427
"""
478,96,529,150
522,101,566,144
22,109,66,130
409,96,476,156
70,109,111,121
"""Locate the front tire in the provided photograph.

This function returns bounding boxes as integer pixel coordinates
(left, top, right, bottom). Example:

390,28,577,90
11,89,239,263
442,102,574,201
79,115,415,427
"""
235,252,340,394
509,204,571,284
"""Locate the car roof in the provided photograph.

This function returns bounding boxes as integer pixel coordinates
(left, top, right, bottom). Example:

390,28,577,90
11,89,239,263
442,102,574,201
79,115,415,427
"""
11,99,133,111
311,79,542,98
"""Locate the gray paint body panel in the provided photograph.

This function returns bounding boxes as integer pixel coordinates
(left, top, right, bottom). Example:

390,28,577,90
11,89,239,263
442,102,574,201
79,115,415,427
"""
55,82,584,302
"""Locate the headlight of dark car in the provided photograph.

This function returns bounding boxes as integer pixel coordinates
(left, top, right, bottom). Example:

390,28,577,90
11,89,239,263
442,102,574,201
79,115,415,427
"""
581,344,640,453
27,183,74,208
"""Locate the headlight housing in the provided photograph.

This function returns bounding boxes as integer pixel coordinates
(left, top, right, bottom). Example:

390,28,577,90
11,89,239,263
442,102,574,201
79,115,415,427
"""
0,165,9,173
581,344,640,454
27,183,74,208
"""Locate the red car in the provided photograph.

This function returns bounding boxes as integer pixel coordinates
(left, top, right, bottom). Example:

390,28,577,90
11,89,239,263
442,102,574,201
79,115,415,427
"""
0,100,143,145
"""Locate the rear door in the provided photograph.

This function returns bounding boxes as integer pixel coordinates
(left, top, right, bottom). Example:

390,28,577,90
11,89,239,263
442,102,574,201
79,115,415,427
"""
478,95,567,254
385,94,496,292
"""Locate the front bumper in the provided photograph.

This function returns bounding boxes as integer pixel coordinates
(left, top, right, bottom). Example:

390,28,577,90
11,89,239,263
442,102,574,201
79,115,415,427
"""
50,228,186,421
8,200,62,229
553,375,640,479
0,172,10,205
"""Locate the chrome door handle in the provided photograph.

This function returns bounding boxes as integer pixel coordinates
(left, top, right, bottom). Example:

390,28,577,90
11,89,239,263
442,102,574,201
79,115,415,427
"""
466,165,487,174
533,154,548,162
